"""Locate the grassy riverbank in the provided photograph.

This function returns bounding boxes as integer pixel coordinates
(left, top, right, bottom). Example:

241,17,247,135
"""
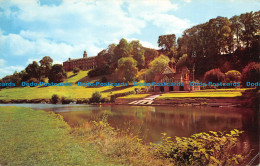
0,107,117,166
0,106,249,165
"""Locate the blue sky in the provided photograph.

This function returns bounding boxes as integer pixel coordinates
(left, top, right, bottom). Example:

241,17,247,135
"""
0,0,259,78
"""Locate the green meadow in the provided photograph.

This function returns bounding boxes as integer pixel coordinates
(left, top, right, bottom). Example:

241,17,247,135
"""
0,71,137,100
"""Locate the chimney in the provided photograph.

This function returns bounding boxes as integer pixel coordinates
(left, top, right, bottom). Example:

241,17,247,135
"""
68,58,71,61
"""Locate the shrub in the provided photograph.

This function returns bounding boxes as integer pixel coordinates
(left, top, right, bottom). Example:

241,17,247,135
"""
76,99,89,104
73,67,80,74
151,129,248,165
51,94,60,104
61,97,73,104
48,64,67,83
241,62,260,87
204,68,225,83
110,90,135,102
90,91,102,103
101,76,108,83
225,70,241,83
101,97,110,103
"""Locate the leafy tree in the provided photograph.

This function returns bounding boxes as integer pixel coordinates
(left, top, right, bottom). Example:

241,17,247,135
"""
25,61,41,80
158,34,176,52
130,40,145,70
204,68,225,83
51,94,60,104
146,55,170,81
90,91,102,103
73,67,80,74
176,54,188,68
225,70,241,83
241,62,260,86
39,56,53,77
114,38,132,60
48,64,67,83
240,11,259,48
117,57,138,82
144,48,158,68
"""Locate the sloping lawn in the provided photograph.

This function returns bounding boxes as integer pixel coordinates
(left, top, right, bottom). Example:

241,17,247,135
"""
158,91,242,99
0,107,117,166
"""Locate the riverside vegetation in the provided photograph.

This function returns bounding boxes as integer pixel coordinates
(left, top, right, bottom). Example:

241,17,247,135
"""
0,107,251,165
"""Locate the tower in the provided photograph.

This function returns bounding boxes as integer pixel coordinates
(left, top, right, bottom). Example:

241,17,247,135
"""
83,50,87,58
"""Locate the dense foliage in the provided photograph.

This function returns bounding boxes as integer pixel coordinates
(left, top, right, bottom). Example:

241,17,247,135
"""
241,62,260,86
225,70,241,83
151,130,248,165
204,68,225,83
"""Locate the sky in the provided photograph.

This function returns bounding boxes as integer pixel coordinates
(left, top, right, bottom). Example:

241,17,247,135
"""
0,0,259,78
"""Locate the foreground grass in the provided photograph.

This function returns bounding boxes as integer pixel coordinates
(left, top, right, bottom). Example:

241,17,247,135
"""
0,107,117,166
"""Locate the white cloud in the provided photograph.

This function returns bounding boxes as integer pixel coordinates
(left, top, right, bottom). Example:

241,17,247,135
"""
0,59,6,66
0,0,192,79
126,0,191,35
146,14,191,34
0,65,25,78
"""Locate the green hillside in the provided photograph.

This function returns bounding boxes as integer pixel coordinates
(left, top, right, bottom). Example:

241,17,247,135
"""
0,71,137,100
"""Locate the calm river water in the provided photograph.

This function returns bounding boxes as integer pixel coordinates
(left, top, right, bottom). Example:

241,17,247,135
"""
0,104,259,164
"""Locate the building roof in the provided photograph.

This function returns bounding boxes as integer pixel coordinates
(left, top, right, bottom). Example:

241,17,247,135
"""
64,56,96,62
154,65,189,82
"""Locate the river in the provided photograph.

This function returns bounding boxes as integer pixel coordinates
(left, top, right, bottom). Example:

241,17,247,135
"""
0,104,259,164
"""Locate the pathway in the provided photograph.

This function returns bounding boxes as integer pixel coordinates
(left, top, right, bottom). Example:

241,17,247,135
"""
128,94,160,105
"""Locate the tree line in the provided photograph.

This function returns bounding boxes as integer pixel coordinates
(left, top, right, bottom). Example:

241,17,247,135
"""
89,10,259,83
1,10,259,86
0,56,67,87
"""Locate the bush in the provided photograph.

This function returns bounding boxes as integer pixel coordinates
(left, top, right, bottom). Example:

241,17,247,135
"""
110,91,135,102
225,70,241,83
101,97,110,103
48,64,67,83
101,76,108,83
51,94,60,104
90,91,102,103
76,99,89,104
151,129,248,165
204,68,225,83
73,67,80,74
61,97,73,104
241,62,260,87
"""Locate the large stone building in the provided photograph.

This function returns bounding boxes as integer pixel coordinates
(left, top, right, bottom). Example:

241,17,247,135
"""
153,61,192,92
63,51,97,71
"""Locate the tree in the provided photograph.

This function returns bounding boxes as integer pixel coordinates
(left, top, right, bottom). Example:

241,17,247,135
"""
176,54,188,68
73,67,80,74
90,91,102,103
146,55,170,81
51,94,60,104
48,64,67,83
144,48,158,68
25,61,41,80
114,38,132,60
39,56,53,77
117,57,138,82
158,34,176,52
225,70,241,83
204,68,225,83
130,40,145,70
241,62,260,86
240,11,259,48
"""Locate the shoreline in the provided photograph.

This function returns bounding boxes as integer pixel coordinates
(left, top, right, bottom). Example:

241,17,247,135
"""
0,96,252,108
